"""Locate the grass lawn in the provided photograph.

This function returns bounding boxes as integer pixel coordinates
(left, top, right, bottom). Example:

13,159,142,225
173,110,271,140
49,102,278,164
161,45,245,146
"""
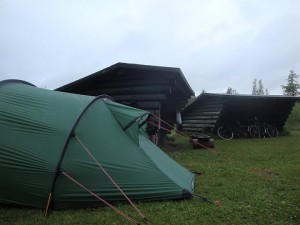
1,132,300,225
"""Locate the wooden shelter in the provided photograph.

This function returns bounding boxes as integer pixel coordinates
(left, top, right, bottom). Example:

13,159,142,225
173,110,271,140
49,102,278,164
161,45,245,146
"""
181,93,300,133
56,63,194,132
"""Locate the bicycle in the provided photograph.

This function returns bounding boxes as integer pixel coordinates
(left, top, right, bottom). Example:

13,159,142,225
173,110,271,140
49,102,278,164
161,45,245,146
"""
248,117,278,138
248,117,261,138
259,121,279,138
217,120,248,140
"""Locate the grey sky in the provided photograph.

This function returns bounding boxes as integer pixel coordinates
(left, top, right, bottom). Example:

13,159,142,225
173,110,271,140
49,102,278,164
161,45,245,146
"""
1,0,299,95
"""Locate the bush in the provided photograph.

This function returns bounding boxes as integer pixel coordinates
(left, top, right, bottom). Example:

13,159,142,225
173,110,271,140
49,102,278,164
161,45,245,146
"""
285,102,300,131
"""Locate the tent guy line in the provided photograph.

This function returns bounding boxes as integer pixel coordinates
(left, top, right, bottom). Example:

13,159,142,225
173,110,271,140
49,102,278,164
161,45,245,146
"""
62,171,140,225
148,113,221,155
74,135,151,225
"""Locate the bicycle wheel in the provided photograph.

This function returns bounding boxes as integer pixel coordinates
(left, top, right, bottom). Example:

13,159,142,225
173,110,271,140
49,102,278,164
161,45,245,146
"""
266,125,278,137
249,125,261,139
217,126,234,140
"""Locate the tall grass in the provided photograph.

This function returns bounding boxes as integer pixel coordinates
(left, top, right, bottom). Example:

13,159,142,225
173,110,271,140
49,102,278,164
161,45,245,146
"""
1,132,300,225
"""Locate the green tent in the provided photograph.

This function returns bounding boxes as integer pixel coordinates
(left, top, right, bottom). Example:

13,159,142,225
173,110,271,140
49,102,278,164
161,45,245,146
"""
0,80,194,209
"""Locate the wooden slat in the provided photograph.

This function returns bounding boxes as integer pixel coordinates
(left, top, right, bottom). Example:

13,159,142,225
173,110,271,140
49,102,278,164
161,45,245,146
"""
182,124,215,128
91,79,172,88
113,94,166,102
182,119,217,124
183,115,219,120
81,85,170,95
185,111,221,116
136,101,161,110
181,127,204,132
187,108,223,113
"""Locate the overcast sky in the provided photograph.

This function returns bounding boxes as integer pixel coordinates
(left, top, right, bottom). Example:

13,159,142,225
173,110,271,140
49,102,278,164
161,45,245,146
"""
1,0,299,95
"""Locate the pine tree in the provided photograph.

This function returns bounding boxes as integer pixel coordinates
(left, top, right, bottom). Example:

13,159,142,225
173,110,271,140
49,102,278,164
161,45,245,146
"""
258,79,265,95
282,70,300,96
226,87,238,94
252,78,268,95
252,79,258,95
265,89,269,95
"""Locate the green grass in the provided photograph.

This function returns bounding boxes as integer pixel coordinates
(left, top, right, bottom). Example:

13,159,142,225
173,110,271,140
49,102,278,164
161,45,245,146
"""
1,132,300,225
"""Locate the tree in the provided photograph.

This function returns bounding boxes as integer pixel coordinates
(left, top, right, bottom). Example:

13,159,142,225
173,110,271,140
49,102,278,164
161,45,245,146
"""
252,78,268,95
252,78,258,95
257,79,265,95
282,70,300,96
226,87,238,94
265,89,269,95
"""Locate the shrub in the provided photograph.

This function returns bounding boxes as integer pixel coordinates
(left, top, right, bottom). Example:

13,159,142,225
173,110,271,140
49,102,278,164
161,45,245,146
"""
285,102,300,131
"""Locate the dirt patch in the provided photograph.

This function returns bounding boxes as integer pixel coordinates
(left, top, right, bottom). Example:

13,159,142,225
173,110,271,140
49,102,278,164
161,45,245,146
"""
249,167,279,181
161,140,181,152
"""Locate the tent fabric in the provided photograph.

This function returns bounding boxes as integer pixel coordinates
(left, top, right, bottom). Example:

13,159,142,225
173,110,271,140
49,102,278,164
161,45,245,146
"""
0,80,194,209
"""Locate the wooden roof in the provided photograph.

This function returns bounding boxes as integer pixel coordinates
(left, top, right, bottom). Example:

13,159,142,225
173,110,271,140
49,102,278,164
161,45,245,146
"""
56,62,194,126
181,93,300,133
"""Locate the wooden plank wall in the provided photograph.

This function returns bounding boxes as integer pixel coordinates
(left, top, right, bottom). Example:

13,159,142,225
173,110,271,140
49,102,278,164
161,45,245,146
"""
181,94,299,135
181,97,224,133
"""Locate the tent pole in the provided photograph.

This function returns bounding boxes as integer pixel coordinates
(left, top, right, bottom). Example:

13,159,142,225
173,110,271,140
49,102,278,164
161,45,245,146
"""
44,95,108,216
62,171,139,225
74,135,151,225
44,192,52,217
122,112,148,131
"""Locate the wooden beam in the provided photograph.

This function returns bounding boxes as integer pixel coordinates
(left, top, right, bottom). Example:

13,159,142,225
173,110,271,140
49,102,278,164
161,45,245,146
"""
136,101,161,110
81,85,171,95
112,94,166,102
174,78,194,96
182,119,217,124
187,108,223,113
182,115,219,120
90,79,172,89
181,127,204,132
185,111,221,116
182,124,215,128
